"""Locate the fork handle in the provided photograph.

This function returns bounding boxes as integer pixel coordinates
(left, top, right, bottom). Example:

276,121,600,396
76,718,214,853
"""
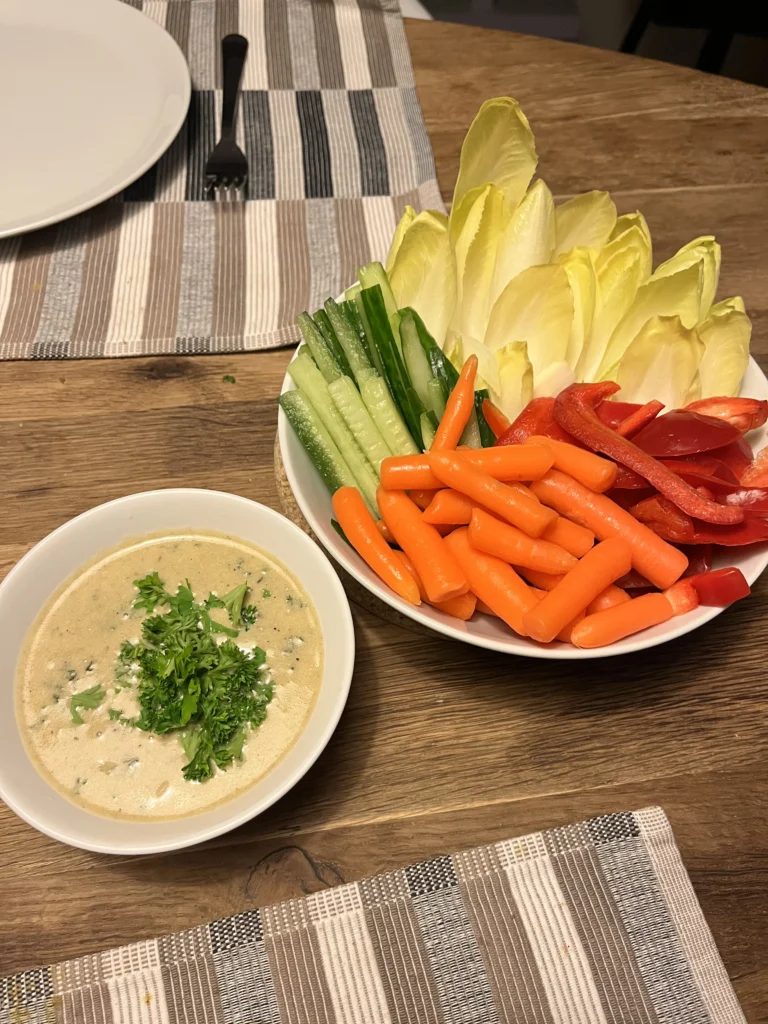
221,34,248,141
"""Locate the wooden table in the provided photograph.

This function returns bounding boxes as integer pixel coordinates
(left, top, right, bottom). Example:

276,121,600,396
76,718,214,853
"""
2,20,767,1020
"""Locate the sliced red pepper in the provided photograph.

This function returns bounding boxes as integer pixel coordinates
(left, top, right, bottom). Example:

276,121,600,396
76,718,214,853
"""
481,398,510,439
632,409,742,456
662,453,738,483
710,438,754,480
686,567,750,605
740,445,768,487
657,459,742,493
679,544,713,576
616,570,653,589
663,578,699,615
629,494,695,543
553,383,745,525
597,400,642,431
686,397,768,435
722,488,768,514
612,465,651,489
495,397,575,446
617,400,665,438
688,519,768,545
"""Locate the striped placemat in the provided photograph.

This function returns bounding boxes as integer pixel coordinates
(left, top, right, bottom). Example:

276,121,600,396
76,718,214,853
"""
0,0,442,360
0,808,746,1023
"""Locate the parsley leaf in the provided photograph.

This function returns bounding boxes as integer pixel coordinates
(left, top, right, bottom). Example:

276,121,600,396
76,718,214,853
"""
70,685,106,725
222,374,236,384
262,589,271,598
115,573,273,783
108,708,122,721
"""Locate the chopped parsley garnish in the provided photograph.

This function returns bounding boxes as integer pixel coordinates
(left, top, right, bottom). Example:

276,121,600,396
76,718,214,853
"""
70,685,106,724
262,588,271,598
223,374,236,384
116,573,272,782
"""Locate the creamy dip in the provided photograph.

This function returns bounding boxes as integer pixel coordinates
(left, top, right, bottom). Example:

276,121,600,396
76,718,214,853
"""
15,530,323,820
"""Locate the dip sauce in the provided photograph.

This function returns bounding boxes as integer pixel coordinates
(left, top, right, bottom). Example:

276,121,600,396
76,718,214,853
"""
15,530,323,820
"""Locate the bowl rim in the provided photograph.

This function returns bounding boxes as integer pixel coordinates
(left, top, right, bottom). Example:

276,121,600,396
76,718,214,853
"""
0,487,355,854
278,353,768,660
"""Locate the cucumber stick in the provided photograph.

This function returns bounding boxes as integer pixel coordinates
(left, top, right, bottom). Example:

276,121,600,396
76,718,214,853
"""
400,311,443,417
325,299,372,383
279,390,357,494
359,371,419,456
288,354,380,513
426,378,446,419
420,413,436,450
313,308,354,381
328,375,392,471
474,388,496,448
357,262,399,323
405,306,460,401
354,292,387,380
297,313,341,384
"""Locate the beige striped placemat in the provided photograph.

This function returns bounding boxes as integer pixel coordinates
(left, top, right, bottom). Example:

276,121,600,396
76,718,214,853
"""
0,0,442,360
0,807,746,1024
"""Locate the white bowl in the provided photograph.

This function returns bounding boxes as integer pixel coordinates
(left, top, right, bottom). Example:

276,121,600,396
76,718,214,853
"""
279,356,768,659
0,489,354,854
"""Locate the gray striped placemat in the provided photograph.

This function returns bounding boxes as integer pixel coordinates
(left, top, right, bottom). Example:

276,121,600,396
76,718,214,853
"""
0,0,442,360
0,807,746,1024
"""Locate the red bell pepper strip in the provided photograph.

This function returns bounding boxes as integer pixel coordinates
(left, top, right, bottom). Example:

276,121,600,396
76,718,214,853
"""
597,400,641,431
722,488,768,514
612,465,650,489
709,438,754,480
481,398,510,439
632,409,742,456
617,400,665,438
629,494,695,543
679,544,713,576
663,578,699,615
686,566,750,605
657,459,741,493
662,453,738,483
686,397,768,435
740,445,768,487
553,382,745,525
688,519,768,545
495,397,575,447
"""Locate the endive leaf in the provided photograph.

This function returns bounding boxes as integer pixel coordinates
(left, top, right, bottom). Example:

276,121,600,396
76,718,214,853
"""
533,360,575,398
652,235,720,319
493,342,534,420
462,333,502,394
576,247,644,382
596,223,652,282
389,210,457,348
609,211,653,276
611,314,704,407
598,261,703,375
483,264,573,379
451,185,509,348
452,97,537,217
710,295,745,315
554,190,617,256
491,180,555,304
558,247,597,370
697,306,751,397
386,206,417,274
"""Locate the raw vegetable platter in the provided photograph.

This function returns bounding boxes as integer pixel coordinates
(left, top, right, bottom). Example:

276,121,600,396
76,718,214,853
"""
277,97,768,659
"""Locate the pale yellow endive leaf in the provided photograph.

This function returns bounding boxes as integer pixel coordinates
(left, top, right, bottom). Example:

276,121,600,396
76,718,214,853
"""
652,236,720,319
389,211,457,349
386,205,417,274
577,247,644,382
451,185,509,347
554,190,617,257
596,223,652,282
697,307,751,397
611,314,704,407
490,180,555,304
559,246,597,371
494,342,534,420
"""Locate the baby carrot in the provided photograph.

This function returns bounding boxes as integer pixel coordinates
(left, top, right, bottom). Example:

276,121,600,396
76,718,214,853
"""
333,488,421,605
375,520,396,545
541,516,594,558
444,528,538,635
516,567,563,590
571,593,673,648
380,447,554,491
378,487,469,603
409,488,437,510
399,554,477,620
586,585,631,614
475,597,498,616
482,397,511,439
469,508,577,575
423,489,475,525
430,451,557,538
432,355,478,449
530,469,688,590
522,538,633,643
523,436,617,492
557,610,585,643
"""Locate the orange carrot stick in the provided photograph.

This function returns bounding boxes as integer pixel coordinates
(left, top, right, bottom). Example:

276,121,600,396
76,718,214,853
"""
332,488,421,605
475,597,498,617
377,487,468,603
375,520,396,545
586,585,631,614
516,567,563,590
444,528,538,635
482,398,511,439
522,538,633,643
430,451,557,538
523,436,617,492
432,355,478,450
557,610,585,643
380,447,554,491
541,516,594,558
422,489,475,525
571,593,673,648
469,508,577,575
399,554,477,620
408,488,437,510
530,469,688,590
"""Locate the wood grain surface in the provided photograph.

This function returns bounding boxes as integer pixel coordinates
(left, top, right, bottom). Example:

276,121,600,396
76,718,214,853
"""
2,21,767,1020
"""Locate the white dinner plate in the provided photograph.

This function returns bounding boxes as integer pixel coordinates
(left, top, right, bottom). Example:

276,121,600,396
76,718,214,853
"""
0,0,191,238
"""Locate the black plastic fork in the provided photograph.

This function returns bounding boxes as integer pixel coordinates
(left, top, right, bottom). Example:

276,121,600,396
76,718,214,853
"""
205,34,249,197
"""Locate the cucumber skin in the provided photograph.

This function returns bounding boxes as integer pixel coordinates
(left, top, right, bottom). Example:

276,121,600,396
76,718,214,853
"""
279,390,357,494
